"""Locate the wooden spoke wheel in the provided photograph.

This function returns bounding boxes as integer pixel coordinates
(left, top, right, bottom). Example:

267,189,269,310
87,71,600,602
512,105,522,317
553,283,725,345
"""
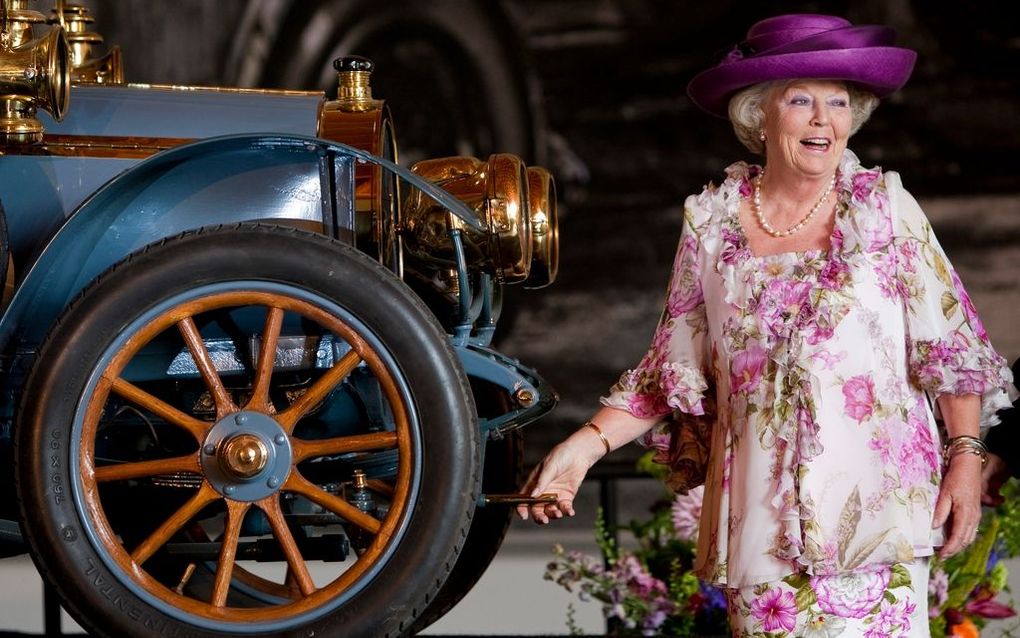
17,225,479,637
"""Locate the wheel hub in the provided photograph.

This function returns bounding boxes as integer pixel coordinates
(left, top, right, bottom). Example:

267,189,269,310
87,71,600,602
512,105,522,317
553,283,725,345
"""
200,410,293,501
219,433,269,478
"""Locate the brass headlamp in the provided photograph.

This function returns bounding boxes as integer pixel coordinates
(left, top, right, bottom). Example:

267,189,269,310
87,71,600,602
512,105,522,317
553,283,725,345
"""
523,166,558,288
405,154,533,284
1,0,71,144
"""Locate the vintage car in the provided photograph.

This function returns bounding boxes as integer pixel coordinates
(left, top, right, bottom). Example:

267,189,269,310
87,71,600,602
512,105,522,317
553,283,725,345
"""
0,2,558,636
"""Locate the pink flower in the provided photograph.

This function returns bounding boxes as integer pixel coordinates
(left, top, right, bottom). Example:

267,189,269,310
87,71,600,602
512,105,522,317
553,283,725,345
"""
851,169,881,203
642,427,671,453
738,175,753,199
616,555,668,598
671,486,703,541
720,228,743,265
872,250,904,300
842,375,876,422
830,226,845,253
818,256,850,291
758,279,813,339
661,363,708,415
863,598,915,638
909,400,940,471
864,208,893,251
929,567,949,617
730,345,767,393
965,598,1017,619
750,587,797,633
811,565,891,619
951,269,989,340
665,235,704,316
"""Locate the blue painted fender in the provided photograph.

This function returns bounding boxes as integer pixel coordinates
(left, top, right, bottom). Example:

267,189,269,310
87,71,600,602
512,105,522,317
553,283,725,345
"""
0,133,479,351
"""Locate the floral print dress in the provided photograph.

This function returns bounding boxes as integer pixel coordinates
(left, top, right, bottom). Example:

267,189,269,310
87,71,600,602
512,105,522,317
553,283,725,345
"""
601,150,1013,636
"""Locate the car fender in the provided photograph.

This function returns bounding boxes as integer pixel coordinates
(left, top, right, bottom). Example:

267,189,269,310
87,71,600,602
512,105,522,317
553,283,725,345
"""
0,133,478,352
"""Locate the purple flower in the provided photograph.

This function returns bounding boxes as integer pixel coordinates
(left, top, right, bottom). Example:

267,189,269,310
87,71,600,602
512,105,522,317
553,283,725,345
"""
699,582,727,612
811,565,891,619
750,587,797,633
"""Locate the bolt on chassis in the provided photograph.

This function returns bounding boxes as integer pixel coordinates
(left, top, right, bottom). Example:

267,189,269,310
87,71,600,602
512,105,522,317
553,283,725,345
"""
0,2,559,636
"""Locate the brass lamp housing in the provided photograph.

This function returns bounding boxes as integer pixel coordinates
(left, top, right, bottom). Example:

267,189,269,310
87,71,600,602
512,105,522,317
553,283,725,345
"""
523,166,558,288
0,23,71,144
406,154,533,284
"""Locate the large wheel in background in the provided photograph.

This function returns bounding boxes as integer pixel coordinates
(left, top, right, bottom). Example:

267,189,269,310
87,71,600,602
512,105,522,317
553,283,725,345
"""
16,224,479,637
227,0,544,166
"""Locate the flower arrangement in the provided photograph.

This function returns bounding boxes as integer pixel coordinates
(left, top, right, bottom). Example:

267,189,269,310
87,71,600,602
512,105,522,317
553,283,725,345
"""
544,453,728,636
547,453,1020,637
929,480,1020,637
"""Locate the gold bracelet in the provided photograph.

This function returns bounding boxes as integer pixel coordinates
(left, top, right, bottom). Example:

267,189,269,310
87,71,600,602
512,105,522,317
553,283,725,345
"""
583,421,612,456
943,435,988,466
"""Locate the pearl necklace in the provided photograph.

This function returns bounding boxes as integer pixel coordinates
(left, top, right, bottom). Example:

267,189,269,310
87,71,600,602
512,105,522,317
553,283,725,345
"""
753,168,837,238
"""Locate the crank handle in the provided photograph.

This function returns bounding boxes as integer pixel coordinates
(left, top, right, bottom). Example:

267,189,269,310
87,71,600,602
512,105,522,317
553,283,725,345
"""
481,492,558,506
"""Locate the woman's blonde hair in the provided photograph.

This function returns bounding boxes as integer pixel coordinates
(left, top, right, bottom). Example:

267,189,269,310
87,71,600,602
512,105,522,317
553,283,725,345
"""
728,81,879,155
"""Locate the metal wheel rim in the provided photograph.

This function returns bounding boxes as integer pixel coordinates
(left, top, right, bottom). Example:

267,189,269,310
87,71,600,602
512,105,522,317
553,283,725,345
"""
69,283,421,631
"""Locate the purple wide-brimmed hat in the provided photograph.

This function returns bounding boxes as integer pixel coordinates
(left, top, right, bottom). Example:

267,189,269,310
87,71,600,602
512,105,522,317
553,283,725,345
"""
687,14,917,118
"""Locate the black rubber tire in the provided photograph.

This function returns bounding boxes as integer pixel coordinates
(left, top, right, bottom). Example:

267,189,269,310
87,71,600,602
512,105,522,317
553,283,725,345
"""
15,224,480,638
410,427,524,633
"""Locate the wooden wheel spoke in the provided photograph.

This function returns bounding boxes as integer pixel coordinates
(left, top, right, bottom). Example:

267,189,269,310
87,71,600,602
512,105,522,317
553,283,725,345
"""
178,316,238,419
131,483,219,566
211,500,251,607
365,479,395,498
257,496,316,597
291,431,398,463
284,474,382,535
95,454,201,483
277,349,362,432
247,307,284,413
110,377,208,442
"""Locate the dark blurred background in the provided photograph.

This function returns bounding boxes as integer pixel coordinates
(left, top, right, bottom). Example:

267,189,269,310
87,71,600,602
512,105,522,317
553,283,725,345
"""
89,0,1020,465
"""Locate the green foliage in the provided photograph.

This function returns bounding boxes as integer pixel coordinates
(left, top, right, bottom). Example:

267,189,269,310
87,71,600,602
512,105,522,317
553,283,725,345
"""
929,478,1020,636
544,452,728,636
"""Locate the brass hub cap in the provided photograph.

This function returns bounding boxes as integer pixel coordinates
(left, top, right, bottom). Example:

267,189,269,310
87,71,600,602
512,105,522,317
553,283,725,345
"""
219,433,269,479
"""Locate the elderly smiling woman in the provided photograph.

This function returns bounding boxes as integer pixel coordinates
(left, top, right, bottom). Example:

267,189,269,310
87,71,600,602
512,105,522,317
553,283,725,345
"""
519,13,1015,637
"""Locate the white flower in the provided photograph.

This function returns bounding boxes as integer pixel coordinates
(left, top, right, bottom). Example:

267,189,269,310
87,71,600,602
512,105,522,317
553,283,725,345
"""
801,613,847,637
671,485,704,541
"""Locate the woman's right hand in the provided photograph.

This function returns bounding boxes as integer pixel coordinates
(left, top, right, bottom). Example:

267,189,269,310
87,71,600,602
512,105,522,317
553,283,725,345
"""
516,436,604,524
517,409,659,524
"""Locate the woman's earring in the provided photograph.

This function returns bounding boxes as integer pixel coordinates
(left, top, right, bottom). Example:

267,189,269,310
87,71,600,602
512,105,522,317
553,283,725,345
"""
759,129,766,142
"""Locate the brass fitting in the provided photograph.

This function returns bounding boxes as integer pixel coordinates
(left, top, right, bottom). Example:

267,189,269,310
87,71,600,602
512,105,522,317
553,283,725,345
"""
49,2,123,83
1,1,70,144
332,55,380,113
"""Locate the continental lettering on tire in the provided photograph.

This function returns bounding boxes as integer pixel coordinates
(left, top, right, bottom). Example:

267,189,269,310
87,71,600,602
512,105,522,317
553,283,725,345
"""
85,557,144,620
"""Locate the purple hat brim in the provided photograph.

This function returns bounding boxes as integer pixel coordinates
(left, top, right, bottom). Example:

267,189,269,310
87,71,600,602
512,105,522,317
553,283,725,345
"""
687,47,917,118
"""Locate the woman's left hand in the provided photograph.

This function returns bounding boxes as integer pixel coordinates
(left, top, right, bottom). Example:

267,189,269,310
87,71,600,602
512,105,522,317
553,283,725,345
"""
932,453,983,558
